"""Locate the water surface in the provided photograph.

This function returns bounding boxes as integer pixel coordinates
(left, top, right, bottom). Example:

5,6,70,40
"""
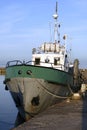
0,76,17,130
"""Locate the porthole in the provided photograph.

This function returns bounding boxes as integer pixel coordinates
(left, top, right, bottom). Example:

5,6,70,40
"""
18,70,22,74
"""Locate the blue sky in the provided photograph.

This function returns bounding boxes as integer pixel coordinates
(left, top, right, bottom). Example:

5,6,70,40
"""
0,0,87,68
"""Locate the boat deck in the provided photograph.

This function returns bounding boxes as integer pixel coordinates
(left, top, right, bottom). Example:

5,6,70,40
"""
12,95,87,130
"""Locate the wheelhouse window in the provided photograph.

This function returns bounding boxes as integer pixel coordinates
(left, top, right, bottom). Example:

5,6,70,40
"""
54,57,60,65
35,58,40,65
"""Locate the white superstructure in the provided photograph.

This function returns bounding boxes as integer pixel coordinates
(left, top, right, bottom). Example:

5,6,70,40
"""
32,41,69,72
32,2,69,72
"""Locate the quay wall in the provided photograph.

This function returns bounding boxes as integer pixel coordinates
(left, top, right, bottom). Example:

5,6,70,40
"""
12,97,87,130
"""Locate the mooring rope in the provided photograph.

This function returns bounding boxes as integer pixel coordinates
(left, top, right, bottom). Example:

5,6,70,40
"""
31,73,73,99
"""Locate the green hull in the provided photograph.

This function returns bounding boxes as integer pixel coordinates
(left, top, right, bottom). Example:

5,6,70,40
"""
5,65,73,86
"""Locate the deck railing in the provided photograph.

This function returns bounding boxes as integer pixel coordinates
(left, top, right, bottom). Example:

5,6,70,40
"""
6,60,64,70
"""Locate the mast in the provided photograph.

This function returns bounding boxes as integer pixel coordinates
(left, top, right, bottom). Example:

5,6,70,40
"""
53,2,60,43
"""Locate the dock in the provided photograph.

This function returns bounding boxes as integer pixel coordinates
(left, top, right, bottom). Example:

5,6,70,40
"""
12,96,87,130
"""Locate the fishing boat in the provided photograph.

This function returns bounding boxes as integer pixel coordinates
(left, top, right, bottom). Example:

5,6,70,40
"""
4,2,74,121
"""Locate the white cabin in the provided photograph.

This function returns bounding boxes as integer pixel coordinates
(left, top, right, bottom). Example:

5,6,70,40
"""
32,42,69,72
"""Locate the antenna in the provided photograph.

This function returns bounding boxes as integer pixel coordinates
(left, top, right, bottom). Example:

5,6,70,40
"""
56,1,57,14
53,2,58,20
49,21,52,42
53,2,60,43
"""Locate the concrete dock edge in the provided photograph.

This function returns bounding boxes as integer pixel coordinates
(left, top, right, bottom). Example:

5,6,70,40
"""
12,97,87,130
